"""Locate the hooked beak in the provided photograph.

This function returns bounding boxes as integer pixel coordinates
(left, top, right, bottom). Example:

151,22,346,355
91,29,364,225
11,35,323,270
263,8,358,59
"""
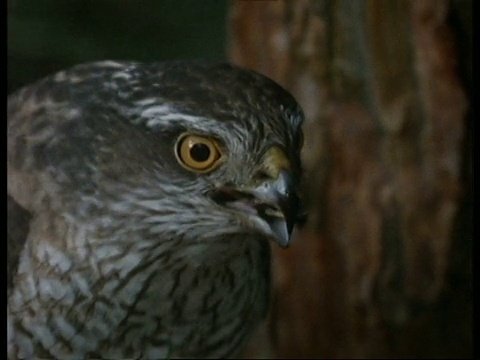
210,170,303,248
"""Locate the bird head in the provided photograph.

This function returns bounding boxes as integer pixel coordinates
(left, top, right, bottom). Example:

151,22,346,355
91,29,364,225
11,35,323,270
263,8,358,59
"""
12,61,305,251
116,61,307,248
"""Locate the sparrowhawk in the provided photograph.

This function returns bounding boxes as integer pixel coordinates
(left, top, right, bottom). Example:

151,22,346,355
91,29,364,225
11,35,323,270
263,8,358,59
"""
7,60,304,358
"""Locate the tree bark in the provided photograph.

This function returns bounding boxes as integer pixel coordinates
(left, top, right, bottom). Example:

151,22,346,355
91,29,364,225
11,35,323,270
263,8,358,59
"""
229,0,472,358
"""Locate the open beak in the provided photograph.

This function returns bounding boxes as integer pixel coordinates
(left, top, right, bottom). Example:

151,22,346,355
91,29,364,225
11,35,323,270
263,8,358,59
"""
210,170,303,248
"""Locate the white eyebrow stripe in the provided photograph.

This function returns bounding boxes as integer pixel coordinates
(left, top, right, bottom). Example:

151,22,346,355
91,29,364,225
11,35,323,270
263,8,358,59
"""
155,113,206,123
145,114,211,128
112,71,132,80
140,104,214,128
135,98,160,107
97,60,127,68
140,105,174,117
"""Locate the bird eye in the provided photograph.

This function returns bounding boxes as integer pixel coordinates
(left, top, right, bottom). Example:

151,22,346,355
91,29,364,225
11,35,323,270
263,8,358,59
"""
175,134,224,172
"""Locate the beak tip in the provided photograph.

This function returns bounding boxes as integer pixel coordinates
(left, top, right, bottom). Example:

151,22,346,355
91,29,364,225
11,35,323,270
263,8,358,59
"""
268,217,293,248
280,240,291,249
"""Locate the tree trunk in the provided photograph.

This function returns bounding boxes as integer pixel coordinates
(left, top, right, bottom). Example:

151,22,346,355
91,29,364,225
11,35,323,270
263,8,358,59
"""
229,0,472,358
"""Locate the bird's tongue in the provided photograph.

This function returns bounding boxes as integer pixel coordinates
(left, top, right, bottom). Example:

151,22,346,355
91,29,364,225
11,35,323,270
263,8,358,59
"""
253,202,291,247
210,188,292,247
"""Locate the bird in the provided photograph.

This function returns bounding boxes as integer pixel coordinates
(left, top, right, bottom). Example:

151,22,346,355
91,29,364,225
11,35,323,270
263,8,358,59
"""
7,60,305,359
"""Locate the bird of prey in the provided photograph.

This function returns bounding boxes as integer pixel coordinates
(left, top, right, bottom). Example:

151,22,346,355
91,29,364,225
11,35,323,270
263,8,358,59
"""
7,60,304,358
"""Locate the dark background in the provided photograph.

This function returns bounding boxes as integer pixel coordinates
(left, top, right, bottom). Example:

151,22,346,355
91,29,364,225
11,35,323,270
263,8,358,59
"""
8,0,228,93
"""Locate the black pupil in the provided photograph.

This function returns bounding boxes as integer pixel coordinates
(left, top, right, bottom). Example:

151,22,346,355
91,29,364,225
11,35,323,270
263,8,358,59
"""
190,143,211,162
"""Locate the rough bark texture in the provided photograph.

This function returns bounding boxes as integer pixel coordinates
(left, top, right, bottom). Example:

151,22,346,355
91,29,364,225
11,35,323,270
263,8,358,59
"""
229,0,472,358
